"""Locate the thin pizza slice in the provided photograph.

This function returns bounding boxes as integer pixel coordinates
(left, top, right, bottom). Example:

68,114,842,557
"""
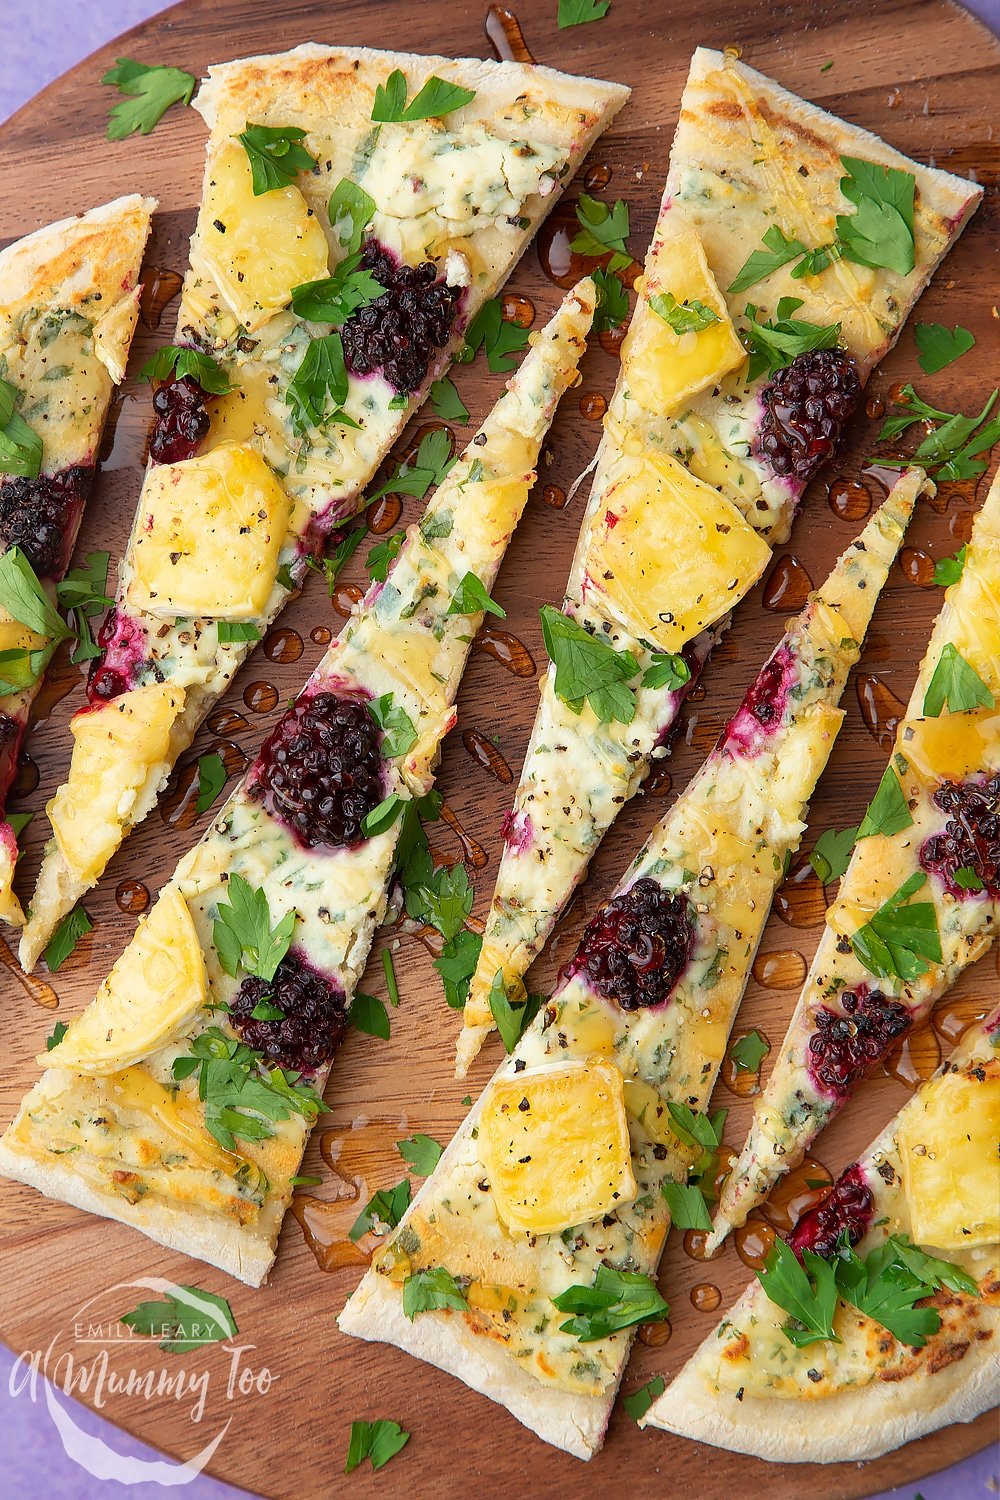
455,46,980,1076
338,471,923,1459
0,195,154,927
17,44,628,971
643,1007,1000,1461
710,465,1000,1251
0,283,595,1286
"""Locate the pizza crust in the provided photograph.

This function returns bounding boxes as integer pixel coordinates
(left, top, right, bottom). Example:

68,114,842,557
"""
0,194,155,310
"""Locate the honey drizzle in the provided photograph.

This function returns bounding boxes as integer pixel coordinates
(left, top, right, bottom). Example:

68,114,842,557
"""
462,729,513,784
440,803,488,869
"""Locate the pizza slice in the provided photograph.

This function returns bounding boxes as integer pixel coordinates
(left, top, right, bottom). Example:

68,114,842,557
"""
455,45,980,1076
338,471,923,1458
17,43,628,971
642,1007,1000,1461
0,195,154,927
0,283,595,1285
710,465,1000,1250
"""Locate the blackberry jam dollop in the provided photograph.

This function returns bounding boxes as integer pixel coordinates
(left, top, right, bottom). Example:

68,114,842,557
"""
565,876,693,1011
252,692,384,850
341,242,461,393
148,375,211,465
920,774,1000,897
720,643,794,755
754,348,861,485
786,1162,874,1260
229,949,348,1072
0,464,92,577
807,984,911,1097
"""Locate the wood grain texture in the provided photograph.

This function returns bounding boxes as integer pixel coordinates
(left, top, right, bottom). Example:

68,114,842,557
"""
0,2,998,1497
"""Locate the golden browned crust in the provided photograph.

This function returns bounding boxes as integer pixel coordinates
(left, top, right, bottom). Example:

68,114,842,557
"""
0,195,155,316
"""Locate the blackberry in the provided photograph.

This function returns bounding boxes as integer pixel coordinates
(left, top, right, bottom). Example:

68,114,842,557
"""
807,985,911,1097
0,464,92,577
920,775,1000,897
722,644,794,755
229,949,348,1072
148,375,210,465
786,1162,874,1260
754,348,861,484
341,241,461,393
566,876,693,1011
252,692,384,850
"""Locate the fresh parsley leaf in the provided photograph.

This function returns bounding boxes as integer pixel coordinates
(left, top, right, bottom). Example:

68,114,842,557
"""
138,344,232,394
857,764,913,840
621,1375,666,1422
488,971,543,1053
553,1264,669,1343
570,194,632,271
348,1178,411,1242
851,871,941,983
662,1180,713,1230
196,751,227,815
362,793,406,838
758,1237,840,1347
366,531,405,584
915,322,975,375
649,292,719,334
457,297,531,373
410,863,474,943
434,928,482,1010
316,524,366,590
0,378,42,478
237,123,317,194
742,297,840,380
350,992,390,1040
290,254,386,325
933,544,966,587
344,1419,410,1474
172,1027,326,1151
954,866,985,891
44,906,92,972
790,243,839,278
286,333,351,435
666,1102,727,1177
402,1265,469,1319
837,156,915,277
890,1235,978,1298
217,621,261,645
289,1174,323,1187
923,643,993,717
558,0,610,24
430,377,469,423
213,872,295,982
57,551,112,665
590,266,629,334
834,1237,944,1348
369,428,456,503
641,651,691,692
396,1133,442,1174
250,999,285,1021
0,546,70,643
809,826,858,883
540,604,638,724
102,58,195,140
875,386,1000,482
447,571,505,619
45,1020,68,1051
730,1029,771,1074
369,692,417,759
121,1285,237,1352
382,947,401,1007
728,225,806,295
327,179,376,255
372,69,475,124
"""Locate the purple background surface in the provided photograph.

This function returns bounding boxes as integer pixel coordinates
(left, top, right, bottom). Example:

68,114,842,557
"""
1,2,998,1496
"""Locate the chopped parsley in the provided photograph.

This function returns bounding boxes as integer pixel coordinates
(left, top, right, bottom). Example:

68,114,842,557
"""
591,266,629,334
171,1027,326,1151
121,1285,237,1352
348,1179,411,1242
457,297,530,373
212,873,295,982
558,0,611,26
875,386,1000,482
915,322,975,375
195,751,227,815
350,992,390,1039
102,58,195,140
447,571,505,620
369,427,455,503
44,905,93,973
621,1374,666,1422
344,1419,410,1473
742,298,841,380
540,604,638,724
641,650,691,692
808,825,858,883
933,544,966,587
237,123,317,194
290,254,387,325
487,971,542,1053
396,1134,443,1174
371,71,475,124
56,550,113,664
836,156,915,277
369,692,417,759
138,344,232,394
730,1028,771,1074
553,1264,669,1343
429,377,469,423
856,764,913,840
571,194,632,271
850,871,941,983
922,643,993,717
217,621,260,645
402,1265,469,1318
649,292,719,334
728,225,807,295
327,179,376,255
0,378,42,479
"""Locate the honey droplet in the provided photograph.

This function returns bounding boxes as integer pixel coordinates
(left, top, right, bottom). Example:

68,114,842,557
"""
115,879,150,915
100,392,149,474
27,640,78,731
690,1282,722,1313
9,753,39,800
536,203,590,290
949,506,975,545
462,729,513,785
0,933,60,1009
734,1219,776,1271
291,1194,370,1273
243,681,279,714
332,582,364,619
722,1051,763,1098
484,4,536,62
856,673,906,752
865,394,886,421
207,708,249,736
752,949,807,989
139,265,183,330
883,1023,941,1090
932,995,991,1047
214,739,249,779
542,484,569,510
887,380,910,405
637,1318,672,1347
759,1156,834,1233
645,761,673,798
473,622,536,677
828,477,872,522
295,1118,413,1273
311,625,333,646
598,323,628,357
160,761,201,831
774,858,828,928
264,627,304,664
899,547,935,588
440,803,488,869
683,1229,726,1262
761,554,813,612
579,391,607,421
501,292,535,328
367,493,403,535
584,163,612,192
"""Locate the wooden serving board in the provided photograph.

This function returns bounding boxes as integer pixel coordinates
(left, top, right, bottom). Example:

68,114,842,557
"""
1,1,998,1496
